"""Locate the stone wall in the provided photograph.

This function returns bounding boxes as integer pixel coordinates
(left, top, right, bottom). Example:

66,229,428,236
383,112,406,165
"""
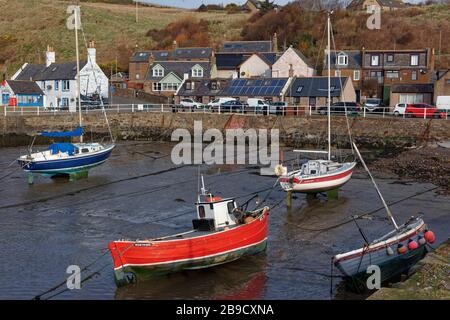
1,112,449,149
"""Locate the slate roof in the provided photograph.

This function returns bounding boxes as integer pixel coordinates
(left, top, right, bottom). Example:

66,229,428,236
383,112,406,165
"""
177,78,231,97
146,61,211,81
286,77,349,97
391,84,434,93
221,41,273,53
7,80,44,95
130,48,212,62
325,50,362,70
216,53,249,70
14,64,46,81
14,62,88,81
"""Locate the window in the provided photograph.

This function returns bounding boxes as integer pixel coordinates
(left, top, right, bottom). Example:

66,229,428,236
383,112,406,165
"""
387,54,394,62
296,86,303,93
399,94,423,104
152,83,162,91
386,71,399,79
211,82,218,90
185,81,193,90
337,53,348,66
411,70,417,81
410,54,419,66
192,66,203,78
162,83,178,91
335,70,341,77
152,66,164,77
353,70,360,81
371,55,380,66
60,98,69,107
135,73,140,80
227,202,235,215
198,206,205,219
54,80,59,91
62,80,70,91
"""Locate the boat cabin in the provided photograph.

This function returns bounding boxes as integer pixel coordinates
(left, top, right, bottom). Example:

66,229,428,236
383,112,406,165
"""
301,160,341,176
195,196,238,231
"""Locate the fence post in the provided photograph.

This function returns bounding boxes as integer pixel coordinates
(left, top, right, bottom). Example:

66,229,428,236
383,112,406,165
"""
161,104,164,113
4,106,6,117
309,105,312,117
424,108,426,119
363,106,366,118
21,107,23,116
37,106,39,116
218,105,221,115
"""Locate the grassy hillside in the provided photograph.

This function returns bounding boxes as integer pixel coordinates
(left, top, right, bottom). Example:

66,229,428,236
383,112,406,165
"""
0,0,249,75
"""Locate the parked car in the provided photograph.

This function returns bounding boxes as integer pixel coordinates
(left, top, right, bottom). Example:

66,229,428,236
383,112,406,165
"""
318,102,360,115
174,98,205,112
436,96,450,111
246,98,270,114
207,97,236,109
363,98,388,113
269,101,288,115
405,103,446,118
214,100,248,113
393,103,407,116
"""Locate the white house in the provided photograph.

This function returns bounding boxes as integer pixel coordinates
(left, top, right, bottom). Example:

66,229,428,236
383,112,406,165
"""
12,43,108,111
272,46,316,78
238,54,272,78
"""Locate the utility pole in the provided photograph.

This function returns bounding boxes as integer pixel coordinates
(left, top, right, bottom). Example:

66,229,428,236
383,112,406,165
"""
135,1,138,23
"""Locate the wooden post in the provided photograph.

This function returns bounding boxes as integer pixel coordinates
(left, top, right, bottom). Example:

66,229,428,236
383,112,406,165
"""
27,173,34,185
287,190,293,208
327,188,339,200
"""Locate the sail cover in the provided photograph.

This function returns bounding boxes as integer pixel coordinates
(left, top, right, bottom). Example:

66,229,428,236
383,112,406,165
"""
48,143,76,156
39,127,83,138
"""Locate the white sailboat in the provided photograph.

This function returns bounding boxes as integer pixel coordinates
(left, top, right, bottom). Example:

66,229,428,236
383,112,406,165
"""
276,13,356,194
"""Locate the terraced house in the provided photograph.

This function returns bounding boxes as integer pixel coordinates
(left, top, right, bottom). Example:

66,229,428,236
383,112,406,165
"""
128,44,213,90
144,61,215,101
362,48,435,107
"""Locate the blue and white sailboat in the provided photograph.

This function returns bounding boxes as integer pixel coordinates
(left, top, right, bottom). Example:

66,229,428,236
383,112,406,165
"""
17,7,115,182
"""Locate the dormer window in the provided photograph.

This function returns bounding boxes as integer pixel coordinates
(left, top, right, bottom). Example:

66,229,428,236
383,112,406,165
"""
186,81,194,90
191,65,204,78
337,53,348,66
152,65,164,77
211,81,219,90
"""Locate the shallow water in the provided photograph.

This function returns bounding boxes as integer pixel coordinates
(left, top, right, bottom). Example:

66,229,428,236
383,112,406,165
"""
0,142,448,300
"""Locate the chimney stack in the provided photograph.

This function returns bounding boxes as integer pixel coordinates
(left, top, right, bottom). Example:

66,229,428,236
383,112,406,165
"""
272,33,278,53
46,45,55,67
87,40,96,65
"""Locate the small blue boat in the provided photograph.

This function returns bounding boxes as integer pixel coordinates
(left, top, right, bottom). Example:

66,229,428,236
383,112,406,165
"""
18,127,115,177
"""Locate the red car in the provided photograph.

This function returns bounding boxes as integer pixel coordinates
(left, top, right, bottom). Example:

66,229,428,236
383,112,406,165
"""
405,103,446,118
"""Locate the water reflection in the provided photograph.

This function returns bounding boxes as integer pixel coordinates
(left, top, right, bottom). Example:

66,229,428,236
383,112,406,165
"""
115,255,267,300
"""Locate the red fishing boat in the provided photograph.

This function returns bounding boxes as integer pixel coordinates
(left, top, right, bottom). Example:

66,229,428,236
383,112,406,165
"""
108,177,269,286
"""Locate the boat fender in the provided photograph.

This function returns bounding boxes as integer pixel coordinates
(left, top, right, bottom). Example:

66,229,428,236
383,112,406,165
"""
386,246,394,256
407,239,419,250
424,230,436,244
397,243,408,254
418,235,426,245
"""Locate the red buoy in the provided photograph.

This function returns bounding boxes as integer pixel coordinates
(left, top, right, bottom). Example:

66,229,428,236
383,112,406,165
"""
397,243,408,254
424,230,436,244
408,239,419,250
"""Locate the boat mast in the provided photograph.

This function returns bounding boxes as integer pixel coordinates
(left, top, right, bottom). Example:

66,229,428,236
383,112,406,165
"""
74,8,83,143
327,12,331,161
352,142,399,230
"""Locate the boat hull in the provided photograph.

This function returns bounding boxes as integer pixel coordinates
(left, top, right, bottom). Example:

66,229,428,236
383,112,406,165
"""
334,218,427,284
280,162,355,193
18,145,114,175
109,211,269,286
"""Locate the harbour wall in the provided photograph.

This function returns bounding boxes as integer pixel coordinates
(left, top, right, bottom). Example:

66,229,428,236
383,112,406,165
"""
1,112,450,149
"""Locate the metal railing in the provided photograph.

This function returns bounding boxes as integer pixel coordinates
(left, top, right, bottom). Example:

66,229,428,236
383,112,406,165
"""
1,104,449,120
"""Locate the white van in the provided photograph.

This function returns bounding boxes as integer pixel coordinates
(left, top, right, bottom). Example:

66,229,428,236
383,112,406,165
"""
436,96,450,110
207,97,236,109
246,98,270,114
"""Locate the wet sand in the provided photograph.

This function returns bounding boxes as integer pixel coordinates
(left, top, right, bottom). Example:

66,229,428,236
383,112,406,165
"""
0,141,449,299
